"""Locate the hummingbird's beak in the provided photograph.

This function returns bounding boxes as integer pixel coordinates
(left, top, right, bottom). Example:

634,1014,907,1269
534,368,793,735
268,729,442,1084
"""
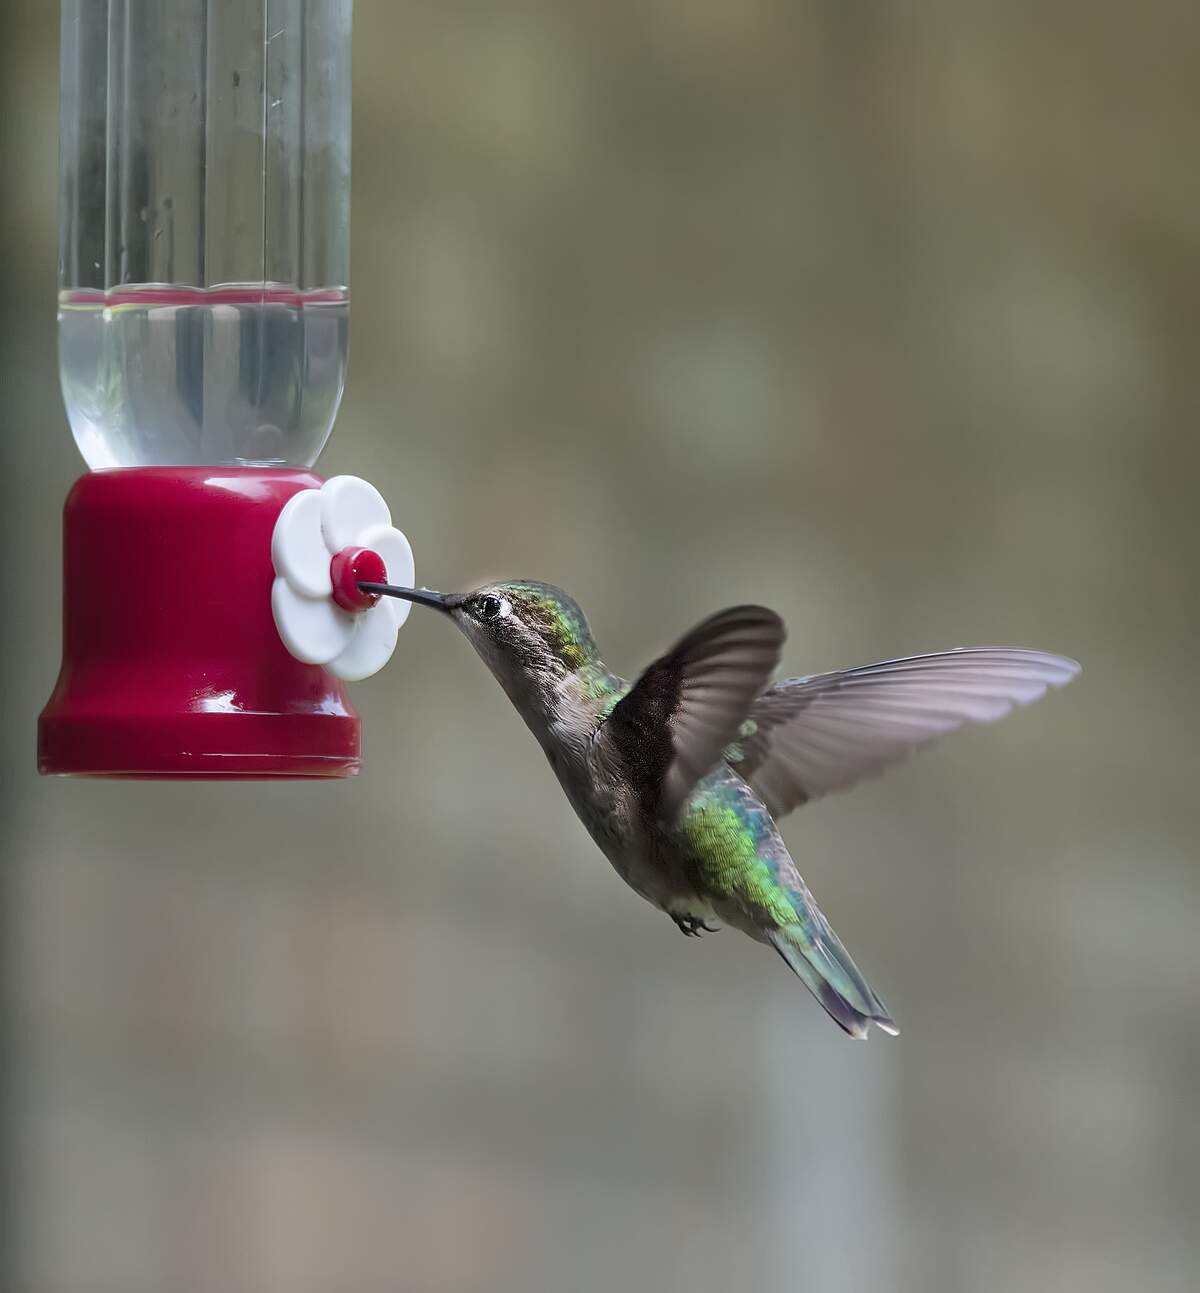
359,583,456,613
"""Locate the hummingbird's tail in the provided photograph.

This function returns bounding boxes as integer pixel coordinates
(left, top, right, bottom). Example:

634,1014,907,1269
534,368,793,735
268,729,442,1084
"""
770,916,898,1040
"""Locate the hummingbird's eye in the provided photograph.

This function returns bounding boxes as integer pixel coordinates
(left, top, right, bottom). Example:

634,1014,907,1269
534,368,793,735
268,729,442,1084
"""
476,594,510,622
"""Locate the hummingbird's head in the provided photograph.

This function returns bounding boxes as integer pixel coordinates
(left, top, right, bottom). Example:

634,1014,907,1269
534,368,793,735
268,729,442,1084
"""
362,578,602,722
450,581,600,679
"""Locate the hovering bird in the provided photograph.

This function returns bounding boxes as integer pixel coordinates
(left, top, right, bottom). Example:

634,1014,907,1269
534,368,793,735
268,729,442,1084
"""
363,579,1079,1038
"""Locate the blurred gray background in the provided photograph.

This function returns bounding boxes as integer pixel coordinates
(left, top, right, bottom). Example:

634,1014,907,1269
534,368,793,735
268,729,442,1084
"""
3,3,1198,1291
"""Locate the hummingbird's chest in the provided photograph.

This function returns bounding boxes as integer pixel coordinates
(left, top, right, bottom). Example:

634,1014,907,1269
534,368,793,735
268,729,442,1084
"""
544,730,690,909
545,734,632,850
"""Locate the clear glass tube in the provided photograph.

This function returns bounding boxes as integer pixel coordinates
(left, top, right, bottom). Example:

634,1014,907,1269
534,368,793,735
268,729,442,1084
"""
58,0,352,469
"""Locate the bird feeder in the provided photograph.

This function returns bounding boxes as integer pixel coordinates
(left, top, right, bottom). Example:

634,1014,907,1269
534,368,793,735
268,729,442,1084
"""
39,0,412,778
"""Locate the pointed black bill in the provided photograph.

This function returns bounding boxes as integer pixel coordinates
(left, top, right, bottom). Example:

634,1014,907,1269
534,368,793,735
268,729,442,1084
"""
359,583,455,613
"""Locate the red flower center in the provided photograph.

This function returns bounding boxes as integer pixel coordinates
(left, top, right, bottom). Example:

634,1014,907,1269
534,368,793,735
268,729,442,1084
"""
330,547,387,612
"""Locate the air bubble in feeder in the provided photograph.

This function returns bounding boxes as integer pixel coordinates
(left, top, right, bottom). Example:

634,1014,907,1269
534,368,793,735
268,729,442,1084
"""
40,0,412,779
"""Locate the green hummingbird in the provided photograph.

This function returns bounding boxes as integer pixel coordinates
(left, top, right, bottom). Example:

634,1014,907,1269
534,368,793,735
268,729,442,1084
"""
365,579,1080,1038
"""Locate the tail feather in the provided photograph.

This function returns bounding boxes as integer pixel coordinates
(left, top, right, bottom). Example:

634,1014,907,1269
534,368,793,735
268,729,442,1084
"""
771,918,897,1040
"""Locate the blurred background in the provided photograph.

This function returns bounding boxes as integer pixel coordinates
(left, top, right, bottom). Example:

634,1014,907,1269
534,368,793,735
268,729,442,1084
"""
3,2,1198,1290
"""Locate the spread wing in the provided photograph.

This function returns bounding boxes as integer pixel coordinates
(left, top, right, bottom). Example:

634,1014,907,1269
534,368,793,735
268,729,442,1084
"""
727,648,1080,820
603,605,785,824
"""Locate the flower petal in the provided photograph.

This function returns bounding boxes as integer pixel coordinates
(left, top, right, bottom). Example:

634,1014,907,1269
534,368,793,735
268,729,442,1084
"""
271,577,355,664
321,475,391,552
327,603,399,681
358,523,415,629
272,488,333,598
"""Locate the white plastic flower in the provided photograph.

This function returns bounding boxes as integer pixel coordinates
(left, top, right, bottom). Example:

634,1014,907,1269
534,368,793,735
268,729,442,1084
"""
270,475,415,681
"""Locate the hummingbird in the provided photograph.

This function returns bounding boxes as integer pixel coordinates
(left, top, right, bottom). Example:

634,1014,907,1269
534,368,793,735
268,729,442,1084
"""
363,579,1080,1038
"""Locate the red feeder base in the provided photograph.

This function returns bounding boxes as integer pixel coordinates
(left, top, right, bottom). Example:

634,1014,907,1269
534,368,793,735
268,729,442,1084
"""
39,468,361,778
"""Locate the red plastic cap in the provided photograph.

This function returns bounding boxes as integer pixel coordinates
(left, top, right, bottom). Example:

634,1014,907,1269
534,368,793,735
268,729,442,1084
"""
330,546,387,612
38,468,361,779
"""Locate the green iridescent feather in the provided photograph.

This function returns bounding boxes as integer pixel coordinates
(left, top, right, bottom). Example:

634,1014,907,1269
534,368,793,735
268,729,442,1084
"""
504,582,599,671
682,774,797,927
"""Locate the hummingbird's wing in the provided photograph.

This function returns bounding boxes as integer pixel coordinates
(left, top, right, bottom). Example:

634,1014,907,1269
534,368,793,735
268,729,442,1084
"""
603,605,785,824
728,647,1080,820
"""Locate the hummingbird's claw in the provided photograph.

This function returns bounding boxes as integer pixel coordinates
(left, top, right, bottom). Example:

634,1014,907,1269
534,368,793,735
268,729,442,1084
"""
671,912,719,938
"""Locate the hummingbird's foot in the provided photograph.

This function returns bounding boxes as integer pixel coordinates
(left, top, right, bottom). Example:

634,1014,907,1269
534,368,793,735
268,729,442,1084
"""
670,912,720,938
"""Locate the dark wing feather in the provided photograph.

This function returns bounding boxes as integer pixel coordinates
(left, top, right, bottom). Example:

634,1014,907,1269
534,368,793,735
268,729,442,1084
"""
605,605,785,824
729,648,1080,820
